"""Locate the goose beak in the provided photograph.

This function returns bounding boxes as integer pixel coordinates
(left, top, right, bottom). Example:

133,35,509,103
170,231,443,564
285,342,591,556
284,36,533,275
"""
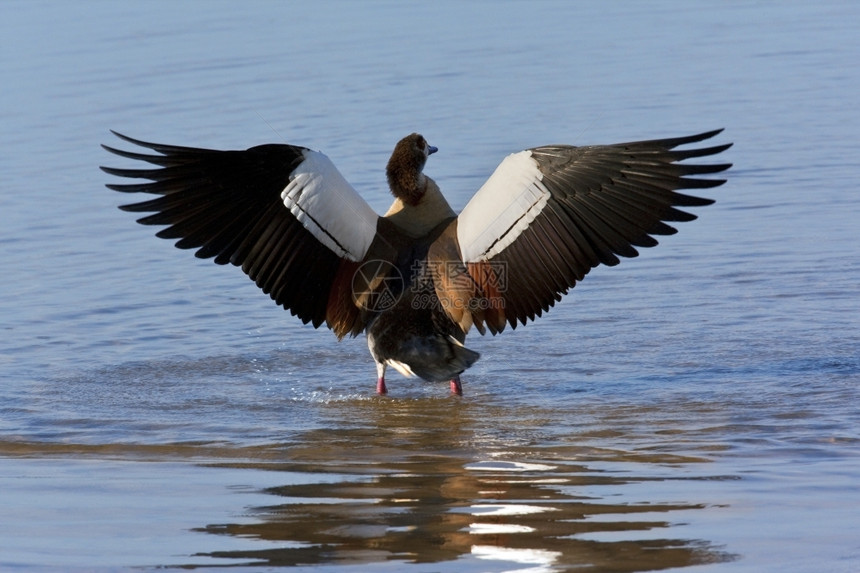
428,145,438,155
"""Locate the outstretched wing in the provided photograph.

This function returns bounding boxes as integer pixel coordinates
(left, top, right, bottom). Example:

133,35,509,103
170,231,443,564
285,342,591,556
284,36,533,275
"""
101,132,380,336
450,129,732,334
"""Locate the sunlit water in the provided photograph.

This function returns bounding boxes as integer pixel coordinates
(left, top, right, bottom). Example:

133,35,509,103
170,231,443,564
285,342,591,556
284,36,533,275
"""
2,2,859,571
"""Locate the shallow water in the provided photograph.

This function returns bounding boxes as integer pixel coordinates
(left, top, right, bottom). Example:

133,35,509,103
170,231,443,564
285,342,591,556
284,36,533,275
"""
2,1,859,571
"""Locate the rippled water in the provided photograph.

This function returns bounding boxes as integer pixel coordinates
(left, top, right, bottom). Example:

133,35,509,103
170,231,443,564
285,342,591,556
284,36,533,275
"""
2,2,859,571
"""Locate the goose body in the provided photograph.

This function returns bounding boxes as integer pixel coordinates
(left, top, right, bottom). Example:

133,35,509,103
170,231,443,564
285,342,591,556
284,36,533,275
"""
102,130,731,395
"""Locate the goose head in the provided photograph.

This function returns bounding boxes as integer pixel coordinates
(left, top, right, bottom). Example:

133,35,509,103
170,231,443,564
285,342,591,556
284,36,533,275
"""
386,133,438,206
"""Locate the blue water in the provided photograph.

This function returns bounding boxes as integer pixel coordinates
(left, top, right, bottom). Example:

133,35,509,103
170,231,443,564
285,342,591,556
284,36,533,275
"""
2,1,859,571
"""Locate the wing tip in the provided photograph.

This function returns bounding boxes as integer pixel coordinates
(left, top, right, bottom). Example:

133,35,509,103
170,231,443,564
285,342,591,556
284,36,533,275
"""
650,128,732,153
673,128,725,147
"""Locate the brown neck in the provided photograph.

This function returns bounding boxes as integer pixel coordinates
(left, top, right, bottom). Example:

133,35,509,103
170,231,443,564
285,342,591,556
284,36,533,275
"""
386,154,425,206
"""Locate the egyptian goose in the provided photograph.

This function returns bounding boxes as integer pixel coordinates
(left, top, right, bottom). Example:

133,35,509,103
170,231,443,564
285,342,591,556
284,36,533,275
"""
101,129,731,395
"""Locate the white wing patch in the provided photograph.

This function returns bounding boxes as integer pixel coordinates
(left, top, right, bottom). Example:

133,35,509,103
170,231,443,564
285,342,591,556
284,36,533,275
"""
457,150,550,262
281,150,379,262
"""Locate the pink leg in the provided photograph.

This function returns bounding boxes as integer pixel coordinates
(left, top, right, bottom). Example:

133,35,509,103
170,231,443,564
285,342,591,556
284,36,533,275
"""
375,363,387,395
450,376,462,396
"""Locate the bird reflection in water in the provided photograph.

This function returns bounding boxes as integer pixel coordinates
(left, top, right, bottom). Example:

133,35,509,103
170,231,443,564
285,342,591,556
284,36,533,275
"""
193,398,736,571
